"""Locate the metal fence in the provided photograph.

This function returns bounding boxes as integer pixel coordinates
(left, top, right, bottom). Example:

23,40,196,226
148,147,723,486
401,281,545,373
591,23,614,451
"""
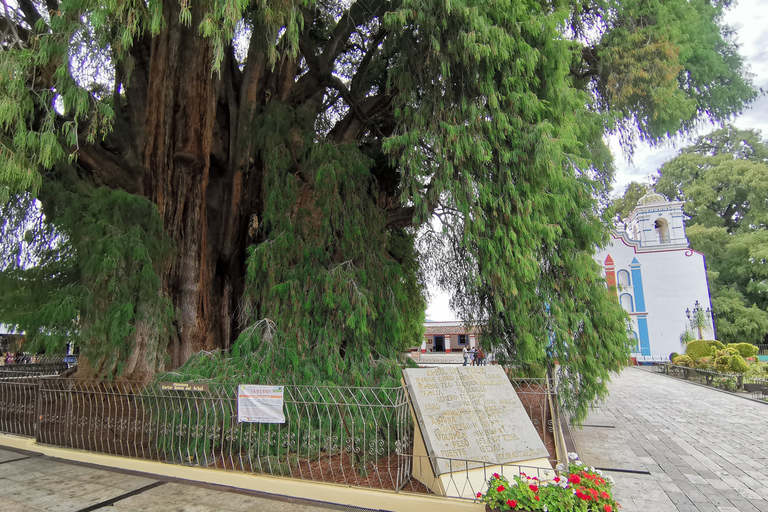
0,375,563,497
653,364,768,402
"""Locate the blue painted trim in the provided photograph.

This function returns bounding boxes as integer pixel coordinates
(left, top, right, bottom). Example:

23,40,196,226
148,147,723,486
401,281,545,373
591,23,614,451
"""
630,258,646,312
637,316,651,356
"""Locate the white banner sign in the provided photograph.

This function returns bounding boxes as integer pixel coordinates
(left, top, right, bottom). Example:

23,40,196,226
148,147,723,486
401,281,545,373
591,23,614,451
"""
237,385,286,423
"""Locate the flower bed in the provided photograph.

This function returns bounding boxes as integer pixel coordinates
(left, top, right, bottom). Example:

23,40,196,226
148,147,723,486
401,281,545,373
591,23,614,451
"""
478,454,620,511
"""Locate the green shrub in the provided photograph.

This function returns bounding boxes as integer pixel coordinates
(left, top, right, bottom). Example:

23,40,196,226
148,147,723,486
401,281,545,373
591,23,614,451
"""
673,355,693,367
727,343,759,358
696,357,714,370
725,347,739,356
745,362,767,379
714,355,731,372
686,340,714,360
705,340,725,350
670,352,680,362
729,355,748,373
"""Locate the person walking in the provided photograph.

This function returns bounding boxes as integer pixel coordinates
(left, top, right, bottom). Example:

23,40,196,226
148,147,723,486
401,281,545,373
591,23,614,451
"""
462,345,469,366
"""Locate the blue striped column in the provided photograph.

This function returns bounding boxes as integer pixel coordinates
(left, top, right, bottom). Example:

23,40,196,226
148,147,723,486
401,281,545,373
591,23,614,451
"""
630,258,651,356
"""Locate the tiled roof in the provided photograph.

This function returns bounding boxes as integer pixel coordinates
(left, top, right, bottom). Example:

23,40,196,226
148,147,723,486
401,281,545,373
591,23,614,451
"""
424,324,480,335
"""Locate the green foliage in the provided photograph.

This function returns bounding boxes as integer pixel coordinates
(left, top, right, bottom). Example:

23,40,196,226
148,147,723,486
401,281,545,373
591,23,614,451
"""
588,0,756,143
746,362,768,380
669,352,680,362
0,186,171,376
612,182,649,220
728,354,748,374
706,340,725,351
673,355,693,367
737,343,759,357
654,127,768,344
680,330,696,345
686,340,714,360
714,355,731,373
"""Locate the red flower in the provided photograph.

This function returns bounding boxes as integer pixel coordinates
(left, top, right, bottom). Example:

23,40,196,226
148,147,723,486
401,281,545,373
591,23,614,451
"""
554,477,561,483
534,496,541,501
601,491,610,499
568,474,581,484
529,485,539,492
604,506,612,512
497,485,506,493
493,473,500,479
588,488,599,496
477,492,482,498
507,499,517,508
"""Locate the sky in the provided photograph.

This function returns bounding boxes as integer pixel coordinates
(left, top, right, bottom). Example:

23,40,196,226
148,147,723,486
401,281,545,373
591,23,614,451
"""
426,0,768,321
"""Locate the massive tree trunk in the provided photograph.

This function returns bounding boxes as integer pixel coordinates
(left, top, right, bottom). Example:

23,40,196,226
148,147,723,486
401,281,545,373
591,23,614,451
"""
140,3,222,371
78,2,402,376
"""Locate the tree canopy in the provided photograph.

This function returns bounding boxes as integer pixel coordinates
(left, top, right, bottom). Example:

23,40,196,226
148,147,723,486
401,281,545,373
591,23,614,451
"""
0,0,756,421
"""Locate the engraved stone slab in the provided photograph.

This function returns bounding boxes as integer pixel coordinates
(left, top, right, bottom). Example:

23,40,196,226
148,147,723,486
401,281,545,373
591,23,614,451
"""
403,366,549,475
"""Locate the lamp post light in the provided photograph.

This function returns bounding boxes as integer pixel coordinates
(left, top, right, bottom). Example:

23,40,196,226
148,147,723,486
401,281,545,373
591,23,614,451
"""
685,300,711,340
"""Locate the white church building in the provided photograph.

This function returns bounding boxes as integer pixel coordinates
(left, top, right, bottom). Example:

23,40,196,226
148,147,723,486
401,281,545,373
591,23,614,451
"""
595,192,715,359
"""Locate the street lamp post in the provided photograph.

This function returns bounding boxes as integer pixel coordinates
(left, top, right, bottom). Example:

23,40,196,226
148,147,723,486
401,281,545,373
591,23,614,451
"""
685,300,711,340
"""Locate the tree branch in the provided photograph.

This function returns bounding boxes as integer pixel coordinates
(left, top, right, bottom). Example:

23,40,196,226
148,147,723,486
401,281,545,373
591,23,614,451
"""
76,140,142,194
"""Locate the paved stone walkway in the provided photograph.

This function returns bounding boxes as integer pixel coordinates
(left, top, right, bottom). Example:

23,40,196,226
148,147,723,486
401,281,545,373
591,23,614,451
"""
0,447,365,512
572,367,768,512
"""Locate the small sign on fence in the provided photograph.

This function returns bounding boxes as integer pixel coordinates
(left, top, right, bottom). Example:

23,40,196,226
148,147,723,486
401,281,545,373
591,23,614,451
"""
159,382,209,392
237,385,285,423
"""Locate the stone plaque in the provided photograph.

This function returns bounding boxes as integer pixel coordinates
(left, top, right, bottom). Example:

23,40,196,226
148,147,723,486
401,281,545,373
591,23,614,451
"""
403,366,549,475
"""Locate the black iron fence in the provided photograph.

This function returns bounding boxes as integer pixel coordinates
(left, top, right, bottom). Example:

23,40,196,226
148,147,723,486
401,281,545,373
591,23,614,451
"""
652,364,768,402
0,373,564,498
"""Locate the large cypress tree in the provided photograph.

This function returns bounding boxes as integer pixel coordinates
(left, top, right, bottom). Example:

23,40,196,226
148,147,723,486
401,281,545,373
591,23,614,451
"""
0,0,755,418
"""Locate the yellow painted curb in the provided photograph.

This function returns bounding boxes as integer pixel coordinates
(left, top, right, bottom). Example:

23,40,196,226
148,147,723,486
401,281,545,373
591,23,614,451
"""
0,434,483,512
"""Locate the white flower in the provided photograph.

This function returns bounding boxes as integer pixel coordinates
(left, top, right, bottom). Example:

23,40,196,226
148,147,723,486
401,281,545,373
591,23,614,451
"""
568,452,579,461
574,460,583,466
606,475,615,484
556,463,564,471
595,469,603,476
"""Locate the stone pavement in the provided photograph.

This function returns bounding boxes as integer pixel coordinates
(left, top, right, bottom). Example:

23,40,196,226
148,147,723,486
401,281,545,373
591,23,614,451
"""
0,446,376,512
571,367,768,512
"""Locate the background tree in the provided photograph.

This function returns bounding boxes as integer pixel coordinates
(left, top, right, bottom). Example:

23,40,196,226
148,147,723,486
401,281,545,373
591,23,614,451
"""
0,0,756,420
611,181,649,220
653,126,768,344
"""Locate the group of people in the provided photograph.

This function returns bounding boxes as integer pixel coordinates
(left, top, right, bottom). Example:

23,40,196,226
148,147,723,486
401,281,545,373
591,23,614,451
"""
0,352,32,365
461,345,487,366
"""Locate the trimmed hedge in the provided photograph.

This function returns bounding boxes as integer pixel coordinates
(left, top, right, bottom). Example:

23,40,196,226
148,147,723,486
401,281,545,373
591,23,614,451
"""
729,355,749,373
673,355,694,367
686,340,714,360
727,343,759,358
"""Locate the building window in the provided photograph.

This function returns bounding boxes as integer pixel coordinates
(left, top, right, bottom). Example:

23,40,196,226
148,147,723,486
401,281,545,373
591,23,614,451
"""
619,293,634,312
458,334,468,345
617,269,631,288
655,218,670,244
